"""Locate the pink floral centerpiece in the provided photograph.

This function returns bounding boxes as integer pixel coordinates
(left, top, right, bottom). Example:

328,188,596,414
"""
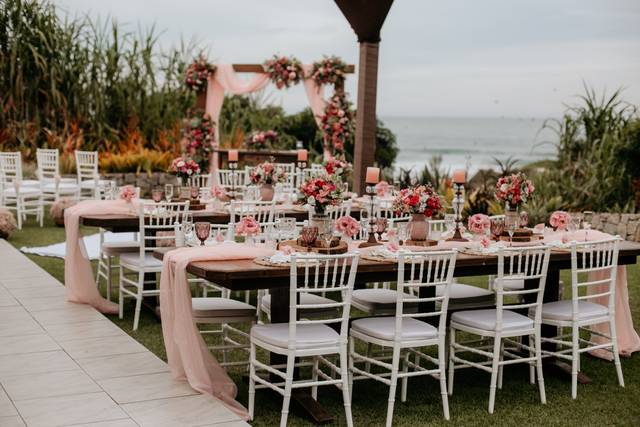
210,184,226,199
183,111,215,172
245,130,278,150
335,215,360,240
263,55,303,89
495,172,535,209
249,161,287,201
468,213,491,236
170,157,200,181
299,176,343,216
392,185,443,241
549,210,571,231
184,54,216,92
320,93,354,154
324,157,352,180
235,216,260,237
119,185,137,202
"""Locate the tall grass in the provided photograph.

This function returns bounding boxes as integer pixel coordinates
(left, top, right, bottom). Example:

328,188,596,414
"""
0,0,194,157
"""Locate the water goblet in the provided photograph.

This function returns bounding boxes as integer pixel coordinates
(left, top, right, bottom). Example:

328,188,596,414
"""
190,186,199,200
300,226,318,252
164,184,174,202
505,214,517,247
151,188,163,204
375,218,388,240
444,213,456,236
194,222,210,246
519,211,529,228
583,211,593,241
490,217,505,240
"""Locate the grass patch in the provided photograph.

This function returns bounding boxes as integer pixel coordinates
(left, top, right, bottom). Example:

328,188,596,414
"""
7,217,640,426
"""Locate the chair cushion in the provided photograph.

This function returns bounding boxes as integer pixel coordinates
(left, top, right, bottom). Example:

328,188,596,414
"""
192,297,256,318
80,179,111,189
119,252,163,269
436,282,493,299
21,179,41,188
451,309,533,332
534,300,609,322
102,241,140,255
42,182,78,192
251,323,340,349
2,187,41,197
351,288,418,314
351,317,438,342
261,293,337,315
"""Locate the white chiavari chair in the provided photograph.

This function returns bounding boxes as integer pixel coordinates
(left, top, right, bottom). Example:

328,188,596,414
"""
0,152,44,229
349,250,458,425
36,148,79,203
75,150,111,200
187,173,212,189
308,200,352,222
95,228,139,302
118,201,189,330
448,245,551,414
535,237,623,399
217,169,247,198
274,162,296,187
249,252,359,427
296,167,318,188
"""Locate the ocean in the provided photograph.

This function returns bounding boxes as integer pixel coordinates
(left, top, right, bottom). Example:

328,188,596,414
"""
381,117,558,175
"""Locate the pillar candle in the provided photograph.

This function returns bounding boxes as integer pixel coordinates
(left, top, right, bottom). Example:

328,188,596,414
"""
228,150,239,162
365,167,380,184
452,169,466,184
297,149,308,162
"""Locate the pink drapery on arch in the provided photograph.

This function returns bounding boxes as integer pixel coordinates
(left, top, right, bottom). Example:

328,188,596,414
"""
205,64,327,175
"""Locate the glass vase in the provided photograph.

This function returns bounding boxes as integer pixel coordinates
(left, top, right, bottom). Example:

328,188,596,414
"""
408,213,429,241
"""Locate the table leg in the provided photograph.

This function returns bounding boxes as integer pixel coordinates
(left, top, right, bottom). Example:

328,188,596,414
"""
268,287,334,424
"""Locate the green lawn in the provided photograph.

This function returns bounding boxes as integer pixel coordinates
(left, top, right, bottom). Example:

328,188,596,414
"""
7,217,640,426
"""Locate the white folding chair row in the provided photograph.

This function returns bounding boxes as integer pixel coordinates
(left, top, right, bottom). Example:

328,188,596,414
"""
186,173,212,189
536,237,624,399
217,169,247,197
448,245,551,414
36,148,80,203
0,152,44,229
350,250,458,425
249,252,360,427
118,201,189,330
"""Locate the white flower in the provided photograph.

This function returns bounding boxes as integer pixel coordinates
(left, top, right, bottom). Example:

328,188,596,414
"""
177,160,185,168
500,184,508,192
307,196,316,205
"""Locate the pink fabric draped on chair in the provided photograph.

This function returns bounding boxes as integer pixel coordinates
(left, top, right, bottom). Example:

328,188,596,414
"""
64,199,137,314
205,64,327,175
159,243,274,420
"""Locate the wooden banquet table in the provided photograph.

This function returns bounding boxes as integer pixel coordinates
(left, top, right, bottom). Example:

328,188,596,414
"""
153,240,640,424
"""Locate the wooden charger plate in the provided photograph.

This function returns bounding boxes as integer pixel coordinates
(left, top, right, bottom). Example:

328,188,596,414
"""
278,239,348,255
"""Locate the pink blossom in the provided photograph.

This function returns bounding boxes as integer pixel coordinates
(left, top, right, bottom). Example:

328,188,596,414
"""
281,245,295,255
119,185,136,202
210,185,226,199
549,211,571,231
480,237,491,248
335,215,360,238
235,216,260,237
375,181,390,197
215,232,225,242
385,242,400,252
468,214,491,234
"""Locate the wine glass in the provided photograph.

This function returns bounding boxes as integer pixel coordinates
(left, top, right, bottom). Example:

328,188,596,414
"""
151,188,163,204
444,213,456,236
568,217,581,234
182,212,194,243
300,226,318,252
519,211,529,228
164,184,174,202
375,218,388,240
505,214,517,247
397,222,408,246
194,222,210,246
583,211,593,241
190,186,199,200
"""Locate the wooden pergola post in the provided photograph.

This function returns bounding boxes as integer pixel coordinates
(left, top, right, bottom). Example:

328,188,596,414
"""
335,0,394,194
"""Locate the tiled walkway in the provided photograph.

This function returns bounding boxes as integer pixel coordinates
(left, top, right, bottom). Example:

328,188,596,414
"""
0,240,249,427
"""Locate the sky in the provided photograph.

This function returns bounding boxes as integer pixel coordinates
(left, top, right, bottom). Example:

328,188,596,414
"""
53,0,640,118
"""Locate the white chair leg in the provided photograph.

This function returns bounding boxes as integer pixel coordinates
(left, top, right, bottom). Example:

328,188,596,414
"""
448,327,456,396
609,318,625,388
498,340,505,390
535,330,546,404
248,343,256,420
400,352,409,403
529,334,536,384
279,355,296,427
348,337,355,402
118,266,124,320
488,336,501,414
221,325,229,367
132,274,144,331
311,356,319,400
17,202,23,230
438,337,450,420
365,342,373,373
339,346,353,427
571,324,579,399
105,256,112,302
385,347,401,427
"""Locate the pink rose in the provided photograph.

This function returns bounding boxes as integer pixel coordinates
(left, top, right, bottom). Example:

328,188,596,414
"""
211,185,226,199
468,214,490,234
236,216,260,236
119,185,136,202
375,181,390,197
215,232,225,243
549,211,571,231
385,242,400,252
281,245,295,255
335,215,360,238
480,237,491,248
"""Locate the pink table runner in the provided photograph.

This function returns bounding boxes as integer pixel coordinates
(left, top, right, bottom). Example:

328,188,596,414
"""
160,243,274,420
64,199,138,314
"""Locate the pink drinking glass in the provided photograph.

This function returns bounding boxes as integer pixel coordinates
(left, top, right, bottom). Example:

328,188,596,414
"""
300,226,318,252
194,222,210,246
151,188,163,203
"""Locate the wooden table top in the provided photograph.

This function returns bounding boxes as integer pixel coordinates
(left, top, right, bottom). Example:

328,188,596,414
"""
153,240,640,291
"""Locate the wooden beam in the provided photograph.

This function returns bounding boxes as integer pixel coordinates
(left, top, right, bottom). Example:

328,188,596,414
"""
352,42,379,195
230,64,355,73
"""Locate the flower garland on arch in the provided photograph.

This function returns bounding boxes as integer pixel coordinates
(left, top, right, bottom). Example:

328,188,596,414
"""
262,55,304,89
319,92,354,154
183,110,216,172
184,54,216,92
310,55,348,88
